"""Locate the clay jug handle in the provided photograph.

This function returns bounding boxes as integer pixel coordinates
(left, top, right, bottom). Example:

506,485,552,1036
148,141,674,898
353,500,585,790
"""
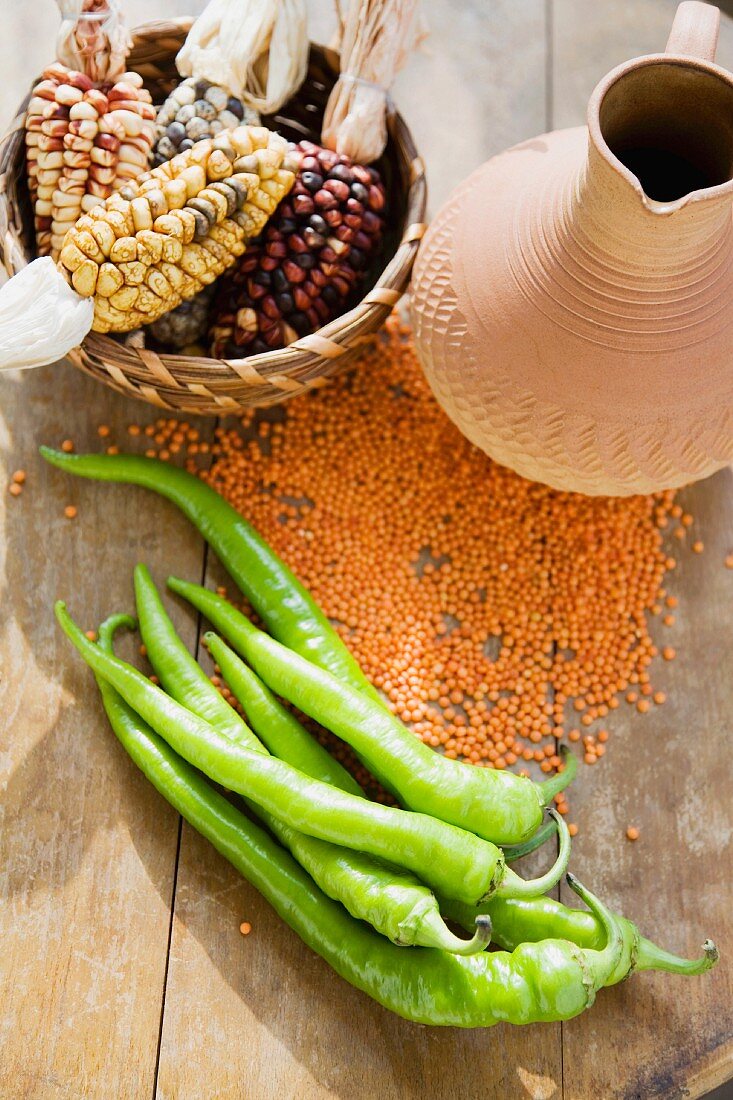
666,1,720,61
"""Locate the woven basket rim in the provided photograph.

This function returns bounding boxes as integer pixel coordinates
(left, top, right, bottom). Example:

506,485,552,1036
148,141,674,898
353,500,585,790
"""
0,17,427,413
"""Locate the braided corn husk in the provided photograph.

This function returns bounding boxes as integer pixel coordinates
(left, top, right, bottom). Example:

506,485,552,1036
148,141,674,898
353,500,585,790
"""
25,64,155,260
56,125,297,333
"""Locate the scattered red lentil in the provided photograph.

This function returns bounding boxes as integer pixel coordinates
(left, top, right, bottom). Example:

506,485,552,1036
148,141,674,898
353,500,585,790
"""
64,505,77,519
118,319,692,794
626,826,640,841
61,439,74,453
8,482,22,497
568,824,579,837
98,425,111,438
662,646,676,661
85,630,98,642
726,554,733,570
12,469,26,485
239,921,252,936
692,540,704,554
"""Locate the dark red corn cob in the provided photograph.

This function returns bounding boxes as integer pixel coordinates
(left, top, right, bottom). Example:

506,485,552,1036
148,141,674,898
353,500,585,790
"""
208,140,387,357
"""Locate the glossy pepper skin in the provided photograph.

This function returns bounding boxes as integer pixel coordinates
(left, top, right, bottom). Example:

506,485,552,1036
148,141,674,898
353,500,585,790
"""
208,632,718,983
40,447,379,699
206,635,363,797
169,578,574,845
132,565,489,954
40,447,574,844
92,623,625,1026
58,600,521,906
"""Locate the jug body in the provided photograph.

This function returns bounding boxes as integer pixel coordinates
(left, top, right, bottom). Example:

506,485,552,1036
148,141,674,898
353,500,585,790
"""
411,2,733,496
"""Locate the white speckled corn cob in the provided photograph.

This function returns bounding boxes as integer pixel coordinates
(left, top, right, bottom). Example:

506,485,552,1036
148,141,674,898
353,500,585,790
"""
56,125,297,333
25,64,155,260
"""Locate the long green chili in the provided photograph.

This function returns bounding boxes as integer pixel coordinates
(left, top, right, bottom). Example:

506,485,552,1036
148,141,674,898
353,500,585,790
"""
57,600,566,905
168,578,574,844
91,635,624,1026
132,565,490,954
205,629,717,983
40,446,378,698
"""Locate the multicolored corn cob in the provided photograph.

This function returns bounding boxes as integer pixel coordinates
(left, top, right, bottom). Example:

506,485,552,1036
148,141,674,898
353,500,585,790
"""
56,126,297,333
152,77,258,167
25,64,155,260
208,140,387,357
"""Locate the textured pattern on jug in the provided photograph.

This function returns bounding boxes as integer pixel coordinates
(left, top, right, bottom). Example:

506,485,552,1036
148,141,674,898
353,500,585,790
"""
410,135,733,496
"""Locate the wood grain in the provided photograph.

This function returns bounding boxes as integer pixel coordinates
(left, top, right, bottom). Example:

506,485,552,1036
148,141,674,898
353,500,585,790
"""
0,363,212,1098
155,4,562,1098
0,1,731,1098
552,4,733,1097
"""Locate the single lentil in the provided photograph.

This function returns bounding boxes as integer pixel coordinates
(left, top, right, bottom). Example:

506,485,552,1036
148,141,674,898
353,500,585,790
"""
626,826,640,842
64,505,77,519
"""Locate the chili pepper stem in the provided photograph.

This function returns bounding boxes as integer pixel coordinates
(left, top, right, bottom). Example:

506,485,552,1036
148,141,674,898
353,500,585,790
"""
495,809,571,898
538,746,578,804
635,936,719,975
503,816,557,863
565,872,625,987
413,914,492,956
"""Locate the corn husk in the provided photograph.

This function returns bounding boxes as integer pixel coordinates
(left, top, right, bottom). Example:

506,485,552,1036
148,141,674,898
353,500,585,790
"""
0,258,93,370
55,0,132,85
322,0,424,164
175,0,308,114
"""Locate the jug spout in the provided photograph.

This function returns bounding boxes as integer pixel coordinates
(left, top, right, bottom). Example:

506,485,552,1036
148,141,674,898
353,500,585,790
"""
579,1,733,258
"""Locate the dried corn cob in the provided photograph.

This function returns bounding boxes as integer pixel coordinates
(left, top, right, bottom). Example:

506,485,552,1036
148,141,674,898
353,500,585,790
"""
152,77,258,167
25,64,155,260
209,140,386,356
56,126,297,333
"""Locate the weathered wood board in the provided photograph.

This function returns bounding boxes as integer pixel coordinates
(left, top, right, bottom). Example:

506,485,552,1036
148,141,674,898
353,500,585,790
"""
0,1,731,1098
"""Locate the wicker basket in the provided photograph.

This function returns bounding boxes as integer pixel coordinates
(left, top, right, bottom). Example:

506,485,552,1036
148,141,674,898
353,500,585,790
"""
0,18,426,414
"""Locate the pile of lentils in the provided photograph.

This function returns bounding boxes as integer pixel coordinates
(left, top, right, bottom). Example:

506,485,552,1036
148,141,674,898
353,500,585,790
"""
112,317,699,822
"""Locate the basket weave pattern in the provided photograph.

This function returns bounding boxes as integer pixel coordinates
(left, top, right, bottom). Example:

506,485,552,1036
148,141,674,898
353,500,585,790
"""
0,19,427,414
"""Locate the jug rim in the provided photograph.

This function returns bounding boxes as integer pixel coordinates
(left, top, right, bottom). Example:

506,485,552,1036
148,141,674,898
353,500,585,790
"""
587,52,733,213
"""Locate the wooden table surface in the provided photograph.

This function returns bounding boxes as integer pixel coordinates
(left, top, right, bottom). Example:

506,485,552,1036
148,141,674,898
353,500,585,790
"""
2,2,733,1098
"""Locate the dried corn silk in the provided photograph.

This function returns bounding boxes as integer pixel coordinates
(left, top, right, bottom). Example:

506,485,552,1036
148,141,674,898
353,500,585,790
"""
157,318,684,782
55,0,131,84
323,0,426,163
175,0,308,113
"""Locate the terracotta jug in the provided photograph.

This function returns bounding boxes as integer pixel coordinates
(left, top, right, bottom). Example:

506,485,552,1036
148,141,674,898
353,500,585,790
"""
410,2,733,496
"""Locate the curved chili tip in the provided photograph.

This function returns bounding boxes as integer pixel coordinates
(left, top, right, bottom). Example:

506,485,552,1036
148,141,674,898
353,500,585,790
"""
635,935,719,975
97,613,137,649
494,808,571,898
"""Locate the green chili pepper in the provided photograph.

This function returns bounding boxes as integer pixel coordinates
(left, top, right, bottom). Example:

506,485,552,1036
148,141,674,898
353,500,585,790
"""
168,578,575,845
209,630,562,862
204,617,363,797
441,894,718,985
56,600,567,905
39,446,575,843
199,633,716,986
91,633,624,1026
132,565,490,954
40,447,378,698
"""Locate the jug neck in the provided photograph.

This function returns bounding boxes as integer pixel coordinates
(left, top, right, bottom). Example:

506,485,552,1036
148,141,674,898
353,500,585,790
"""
572,50,733,271
572,137,733,271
